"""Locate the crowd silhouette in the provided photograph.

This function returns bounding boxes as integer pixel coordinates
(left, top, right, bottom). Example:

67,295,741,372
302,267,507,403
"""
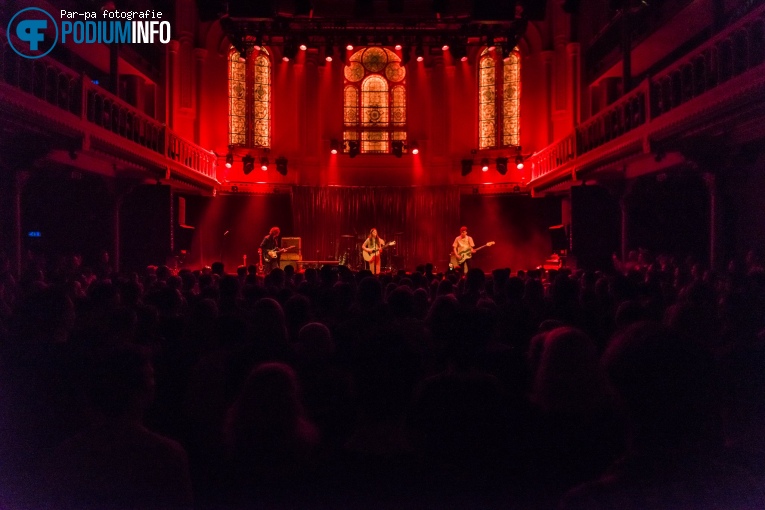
0,250,764,509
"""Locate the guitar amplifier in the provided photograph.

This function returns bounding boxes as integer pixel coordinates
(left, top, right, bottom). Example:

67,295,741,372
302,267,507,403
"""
281,237,301,260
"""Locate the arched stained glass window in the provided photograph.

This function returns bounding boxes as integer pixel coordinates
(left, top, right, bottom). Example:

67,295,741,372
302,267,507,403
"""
478,47,521,150
343,47,406,154
228,46,271,148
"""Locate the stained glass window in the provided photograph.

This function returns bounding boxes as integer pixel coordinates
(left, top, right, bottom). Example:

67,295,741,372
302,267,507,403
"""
228,49,246,146
478,47,521,150
343,47,406,154
228,46,271,148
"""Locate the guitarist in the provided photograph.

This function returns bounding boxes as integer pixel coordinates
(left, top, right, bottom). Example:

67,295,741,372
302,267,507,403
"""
362,228,386,275
452,226,475,274
259,226,282,272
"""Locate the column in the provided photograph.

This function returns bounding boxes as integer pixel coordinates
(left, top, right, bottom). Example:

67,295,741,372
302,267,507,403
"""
167,40,180,129
566,42,581,128
541,51,555,144
13,171,30,277
704,172,720,270
193,48,207,143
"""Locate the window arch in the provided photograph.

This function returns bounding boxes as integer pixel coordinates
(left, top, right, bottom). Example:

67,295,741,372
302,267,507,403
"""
478,47,520,150
344,47,406,154
228,46,271,148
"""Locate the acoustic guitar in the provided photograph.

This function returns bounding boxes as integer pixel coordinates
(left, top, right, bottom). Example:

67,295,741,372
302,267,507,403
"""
451,241,495,266
362,241,396,262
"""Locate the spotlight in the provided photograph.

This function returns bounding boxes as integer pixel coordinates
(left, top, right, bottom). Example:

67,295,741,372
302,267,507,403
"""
347,140,360,158
515,147,524,170
487,35,495,52
330,139,339,154
299,43,308,51
242,155,255,174
394,43,402,51
461,159,474,176
282,40,297,61
276,157,288,176
260,156,269,171
496,157,508,175
345,39,354,51
225,152,233,169
441,42,450,51
481,158,490,172
410,141,419,155
415,41,424,62
401,48,411,66
450,40,467,61
325,41,334,62
392,140,404,158
253,33,262,51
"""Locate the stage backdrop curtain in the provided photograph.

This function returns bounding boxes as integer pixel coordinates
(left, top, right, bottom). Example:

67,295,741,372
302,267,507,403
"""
292,186,460,271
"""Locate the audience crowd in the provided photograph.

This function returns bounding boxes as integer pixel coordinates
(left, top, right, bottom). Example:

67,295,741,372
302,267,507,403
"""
0,249,764,509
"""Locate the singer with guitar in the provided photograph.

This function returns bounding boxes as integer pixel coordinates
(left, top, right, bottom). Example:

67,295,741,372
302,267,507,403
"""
259,226,287,273
362,228,393,275
451,226,495,273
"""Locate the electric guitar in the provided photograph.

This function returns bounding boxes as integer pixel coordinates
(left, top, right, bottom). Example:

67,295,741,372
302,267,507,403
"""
362,240,395,262
451,241,495,265
264,245,295,262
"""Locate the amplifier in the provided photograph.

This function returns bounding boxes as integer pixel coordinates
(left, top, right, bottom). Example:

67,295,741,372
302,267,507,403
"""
281,237,301,260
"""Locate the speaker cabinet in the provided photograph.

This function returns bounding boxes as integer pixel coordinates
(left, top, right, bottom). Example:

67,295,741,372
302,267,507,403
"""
282,237,301,260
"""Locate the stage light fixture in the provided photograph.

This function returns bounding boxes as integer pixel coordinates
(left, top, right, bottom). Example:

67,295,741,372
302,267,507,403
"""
394,43,402,51
253,33,262,51
225,152,233,169
325,41,334,62
461,159,474,176
515,147,524,170
347,140,360,158
450,40,467,61
242,155,255,174
410,141,419,155
330,139,339,154
345,38,354,51
496,157,509,175
260,156,269,171
401,47,411,66
441,41,450,51
392,140,404,158
481,158,490,172
487,35,495,52
276,157,288,176
415,41,424,62
282,40,297,61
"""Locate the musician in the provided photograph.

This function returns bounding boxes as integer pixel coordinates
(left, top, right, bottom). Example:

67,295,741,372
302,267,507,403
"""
362,228,386,275
259,226,281,272
452,226,475,274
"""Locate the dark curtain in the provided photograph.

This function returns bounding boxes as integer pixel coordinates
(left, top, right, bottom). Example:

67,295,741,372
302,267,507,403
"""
292,186,460,271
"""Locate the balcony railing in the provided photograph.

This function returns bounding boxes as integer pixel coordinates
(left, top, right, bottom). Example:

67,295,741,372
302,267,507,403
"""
0,29,216,185
530,133,576,181
530,5,765,185
650,7,765,119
